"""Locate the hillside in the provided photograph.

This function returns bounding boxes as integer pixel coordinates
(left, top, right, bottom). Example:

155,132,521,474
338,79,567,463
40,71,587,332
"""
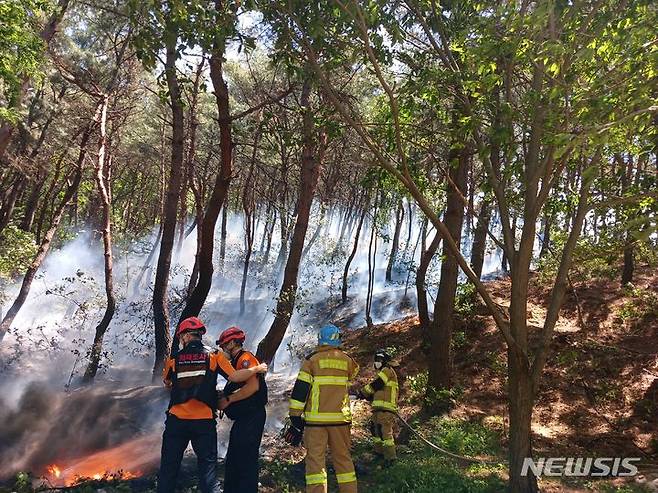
259,265,658,493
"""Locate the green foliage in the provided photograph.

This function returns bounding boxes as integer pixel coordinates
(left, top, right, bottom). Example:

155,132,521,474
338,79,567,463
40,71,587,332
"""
0,224,37,280
364,455,505,493
537,231,620,283
455,282,477,317
407,370,464,411
362,417,505,492
0,0,52,121
452,330,467,350
616,285,658,329
421,417,502,457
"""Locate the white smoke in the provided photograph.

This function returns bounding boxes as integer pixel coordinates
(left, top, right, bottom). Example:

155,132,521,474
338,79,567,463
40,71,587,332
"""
0,200,504,481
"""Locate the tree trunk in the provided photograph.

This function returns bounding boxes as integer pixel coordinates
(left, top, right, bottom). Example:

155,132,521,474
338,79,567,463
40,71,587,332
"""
416,227,441,332
365,193,380,329
239,121,261,315
178,27,233,323
263,208,276,264
219,199,228,269
470,198,492,279
301,207,325,259
256,80,324,363
342,205,367,303
0,122,89,343
405,200,413,250
539,209,552,258
133,225,162,296
0,176,26,234
19,174,46,232
427,146,468,393
385,199,404,282
152,37,184,378
508,351,539,493
84,96,116,382
621,239,634,285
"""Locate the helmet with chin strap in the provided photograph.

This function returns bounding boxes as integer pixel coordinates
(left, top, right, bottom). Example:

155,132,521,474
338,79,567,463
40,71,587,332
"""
216,326,246,346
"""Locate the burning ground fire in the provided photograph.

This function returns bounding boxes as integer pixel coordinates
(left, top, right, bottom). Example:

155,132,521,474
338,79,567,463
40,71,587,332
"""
43,435,160,486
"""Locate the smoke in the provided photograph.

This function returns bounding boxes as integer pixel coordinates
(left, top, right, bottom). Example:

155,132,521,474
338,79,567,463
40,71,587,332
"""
0,200,504,480
0,382,168,480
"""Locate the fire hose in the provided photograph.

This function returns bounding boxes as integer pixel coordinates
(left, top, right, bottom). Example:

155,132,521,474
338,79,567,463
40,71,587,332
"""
393,412,497,465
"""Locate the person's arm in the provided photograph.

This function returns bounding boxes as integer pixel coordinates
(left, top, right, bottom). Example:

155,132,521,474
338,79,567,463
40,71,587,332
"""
289,359,313,417
214,352,267,382
362,374,386,397
162,358,175,388
219,354,261,409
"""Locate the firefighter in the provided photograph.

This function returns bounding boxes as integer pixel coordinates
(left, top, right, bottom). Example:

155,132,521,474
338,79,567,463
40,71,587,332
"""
285,324,359,493
157,317,267,493
360,348,399,464
216,326,268,493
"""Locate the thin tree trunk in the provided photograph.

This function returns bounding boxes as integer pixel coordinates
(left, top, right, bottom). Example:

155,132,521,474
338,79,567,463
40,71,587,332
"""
256,80,325,363
84,96,116,382
152,37,184,378
133,224,163,296
240,121,262,314
20,174,46,232
0,177,26,234
301,207,325,259
219,198,228,269
365,193,380,329
470,198,492,279
405,200,413,250
0,122,90,343
263,208,276,264
539,209,552,259
342,205,367,303
416,226,441,332
385,199,404,282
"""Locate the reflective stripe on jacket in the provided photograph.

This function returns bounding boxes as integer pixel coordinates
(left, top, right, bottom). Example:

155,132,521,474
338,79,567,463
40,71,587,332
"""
362,366,398,412
289,345,359,425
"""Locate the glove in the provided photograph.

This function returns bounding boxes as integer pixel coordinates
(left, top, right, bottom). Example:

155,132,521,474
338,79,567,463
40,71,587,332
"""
358,390,373,402
368,419,377,437
283,416,304,446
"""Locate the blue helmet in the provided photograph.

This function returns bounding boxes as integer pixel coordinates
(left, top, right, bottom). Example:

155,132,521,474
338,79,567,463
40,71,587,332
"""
318,324,341,346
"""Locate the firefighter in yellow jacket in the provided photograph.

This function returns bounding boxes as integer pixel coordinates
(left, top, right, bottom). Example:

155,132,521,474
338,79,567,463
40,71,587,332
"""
360,348,398,464
285,324,359,493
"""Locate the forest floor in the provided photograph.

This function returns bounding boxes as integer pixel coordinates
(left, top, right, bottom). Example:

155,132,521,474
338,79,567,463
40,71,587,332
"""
1,265,656,492
259,263,658,493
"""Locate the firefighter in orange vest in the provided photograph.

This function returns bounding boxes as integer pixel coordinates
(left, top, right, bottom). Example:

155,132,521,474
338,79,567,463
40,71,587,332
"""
360,348,399,464
216,326,268,493
157,317,267,493
284,324,359,493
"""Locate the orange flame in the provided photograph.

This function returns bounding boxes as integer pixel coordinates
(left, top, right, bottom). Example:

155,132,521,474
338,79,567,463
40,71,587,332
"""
43,435,159,486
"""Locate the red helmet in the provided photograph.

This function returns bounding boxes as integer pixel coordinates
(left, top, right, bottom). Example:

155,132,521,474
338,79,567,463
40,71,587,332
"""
176,316,206,337
216,326,246,346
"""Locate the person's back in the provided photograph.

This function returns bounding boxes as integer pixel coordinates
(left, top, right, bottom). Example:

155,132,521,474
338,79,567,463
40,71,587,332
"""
288,324,359,493
157,317,267,493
